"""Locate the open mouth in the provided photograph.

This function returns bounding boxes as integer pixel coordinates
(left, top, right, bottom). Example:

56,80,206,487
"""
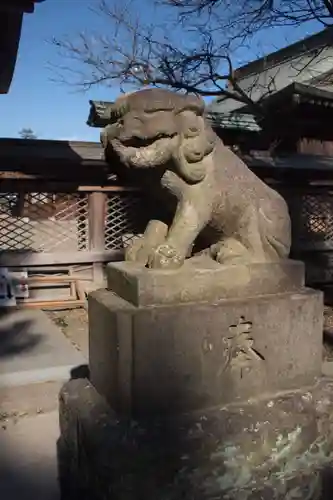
121,133,175,148
111,135,175,167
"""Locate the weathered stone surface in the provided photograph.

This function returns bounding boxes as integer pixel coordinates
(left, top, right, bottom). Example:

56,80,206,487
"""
106,257,305,306
58,377,333,500
89,287,323,417
125,219,169,265
101,88,291,269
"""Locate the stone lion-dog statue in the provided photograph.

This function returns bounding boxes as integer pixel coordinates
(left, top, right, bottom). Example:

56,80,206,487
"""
101,88,291,270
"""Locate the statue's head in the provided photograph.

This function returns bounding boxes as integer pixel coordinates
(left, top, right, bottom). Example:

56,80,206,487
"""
101,88,216,184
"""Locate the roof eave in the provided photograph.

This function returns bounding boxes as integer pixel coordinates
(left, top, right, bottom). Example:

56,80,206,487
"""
0,11,23,94
234,27,333,81
0,1,45,94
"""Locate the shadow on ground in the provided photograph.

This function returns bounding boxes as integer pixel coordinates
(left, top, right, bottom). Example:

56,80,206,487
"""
70,363,90,380
0,307,59,499
0,308,90,500
0,309,42,359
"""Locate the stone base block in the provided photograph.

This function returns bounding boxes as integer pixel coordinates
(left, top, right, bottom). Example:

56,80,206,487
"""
58,377,333,500
106,257,305,306
88,287,323,417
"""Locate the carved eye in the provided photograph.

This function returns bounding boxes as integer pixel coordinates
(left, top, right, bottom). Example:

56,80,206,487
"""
185,126,199,138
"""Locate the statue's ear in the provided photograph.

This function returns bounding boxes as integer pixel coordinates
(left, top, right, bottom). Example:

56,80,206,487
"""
172,113,215,184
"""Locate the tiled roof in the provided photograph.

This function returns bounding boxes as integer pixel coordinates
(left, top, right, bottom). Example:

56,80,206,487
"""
209,28,333,117
207,112,261,132
87,99,261,132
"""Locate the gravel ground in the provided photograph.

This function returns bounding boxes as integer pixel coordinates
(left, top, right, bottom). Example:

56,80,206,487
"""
47,308,89,358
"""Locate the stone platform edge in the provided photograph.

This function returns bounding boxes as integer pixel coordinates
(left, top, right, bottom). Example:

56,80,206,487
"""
106,257,305,306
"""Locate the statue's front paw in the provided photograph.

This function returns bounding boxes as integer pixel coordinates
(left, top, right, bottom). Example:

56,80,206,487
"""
125,237,150,264
147,243,185,270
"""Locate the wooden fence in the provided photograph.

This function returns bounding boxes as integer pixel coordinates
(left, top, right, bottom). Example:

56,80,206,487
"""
0,185,150,285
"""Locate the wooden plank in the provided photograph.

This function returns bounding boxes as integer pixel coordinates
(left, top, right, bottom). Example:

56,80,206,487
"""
310,180,333,187
0,172,38,180
18,299,85,310
78,185,140,192
89,191,107,283
19,297,80,304
0,250,123,267
68,268,76,300
88,192,106,252
20,276,93,283
76,280,87,310
0,179,139,192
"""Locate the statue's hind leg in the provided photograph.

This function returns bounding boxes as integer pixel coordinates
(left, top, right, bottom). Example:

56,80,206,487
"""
211,207,269,265
210,238,252,265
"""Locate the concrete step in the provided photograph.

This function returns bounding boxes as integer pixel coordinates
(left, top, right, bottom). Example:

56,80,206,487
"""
0,308,87,416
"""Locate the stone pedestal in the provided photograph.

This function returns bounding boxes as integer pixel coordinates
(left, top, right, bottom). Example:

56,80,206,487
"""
58,258,332,499
58,378,333,500
89,286,322,417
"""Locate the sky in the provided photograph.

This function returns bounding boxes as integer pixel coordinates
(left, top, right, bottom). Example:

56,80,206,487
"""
0,0,324,142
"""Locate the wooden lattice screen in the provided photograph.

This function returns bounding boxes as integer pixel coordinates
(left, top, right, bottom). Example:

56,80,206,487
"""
0,188,147,270
282,188,333,285
2,183,333,287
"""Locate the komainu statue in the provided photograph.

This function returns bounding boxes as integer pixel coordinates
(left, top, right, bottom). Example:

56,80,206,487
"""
101,89,291,269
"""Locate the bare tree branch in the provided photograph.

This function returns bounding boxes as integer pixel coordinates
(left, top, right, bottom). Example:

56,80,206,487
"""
50,0,259,104
167,0,333,31
50,0,333,131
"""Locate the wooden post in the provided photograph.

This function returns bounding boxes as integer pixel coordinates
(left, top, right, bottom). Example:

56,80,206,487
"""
88,192,107,284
